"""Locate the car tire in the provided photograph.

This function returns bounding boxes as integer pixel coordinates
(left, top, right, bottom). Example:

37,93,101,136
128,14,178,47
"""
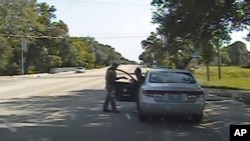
192,114,203,123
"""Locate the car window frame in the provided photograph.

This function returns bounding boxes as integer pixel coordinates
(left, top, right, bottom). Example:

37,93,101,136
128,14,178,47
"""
148,71,197,84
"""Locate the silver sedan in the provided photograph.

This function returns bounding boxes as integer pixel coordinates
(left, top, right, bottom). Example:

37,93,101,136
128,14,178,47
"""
137,68,206,122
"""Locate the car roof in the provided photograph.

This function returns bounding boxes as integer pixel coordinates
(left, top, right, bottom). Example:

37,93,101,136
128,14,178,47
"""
149,68,191,73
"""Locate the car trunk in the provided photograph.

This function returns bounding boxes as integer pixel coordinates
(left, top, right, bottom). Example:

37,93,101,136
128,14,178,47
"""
144,83,204,103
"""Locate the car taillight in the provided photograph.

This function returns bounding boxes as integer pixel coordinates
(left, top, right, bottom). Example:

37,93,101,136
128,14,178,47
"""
143,90,164,98
187,91,204,98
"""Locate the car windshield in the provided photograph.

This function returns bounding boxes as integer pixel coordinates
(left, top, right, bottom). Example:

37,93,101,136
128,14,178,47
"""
149,71,196,84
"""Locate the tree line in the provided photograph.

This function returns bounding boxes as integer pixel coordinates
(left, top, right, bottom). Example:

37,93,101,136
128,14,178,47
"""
0,0,134,75
139,0,250,69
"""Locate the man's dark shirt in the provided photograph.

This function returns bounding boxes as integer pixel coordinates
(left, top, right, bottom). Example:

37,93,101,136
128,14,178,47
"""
137,75,145,85
105,67,116,91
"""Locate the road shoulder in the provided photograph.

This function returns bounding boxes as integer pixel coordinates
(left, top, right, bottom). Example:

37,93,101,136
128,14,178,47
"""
205,88,250,105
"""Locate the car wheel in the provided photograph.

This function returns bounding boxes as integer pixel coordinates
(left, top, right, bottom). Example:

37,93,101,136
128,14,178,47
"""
138,112,148,121
192,114,203,123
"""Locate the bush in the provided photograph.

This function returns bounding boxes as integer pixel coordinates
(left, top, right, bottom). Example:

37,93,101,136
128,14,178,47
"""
242,62,250,68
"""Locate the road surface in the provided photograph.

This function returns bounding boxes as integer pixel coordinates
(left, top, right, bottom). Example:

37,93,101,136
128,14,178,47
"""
0,65,249,141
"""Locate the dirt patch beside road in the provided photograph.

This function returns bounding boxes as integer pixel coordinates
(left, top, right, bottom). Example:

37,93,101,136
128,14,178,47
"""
204,88,250,105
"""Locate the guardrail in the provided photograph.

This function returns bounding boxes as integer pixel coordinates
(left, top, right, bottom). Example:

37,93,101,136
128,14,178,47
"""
49,67,79,74
1,65,120,78
49,66,111,73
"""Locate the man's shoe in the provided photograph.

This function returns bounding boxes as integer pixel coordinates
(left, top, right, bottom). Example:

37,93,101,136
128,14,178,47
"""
103,109,112,112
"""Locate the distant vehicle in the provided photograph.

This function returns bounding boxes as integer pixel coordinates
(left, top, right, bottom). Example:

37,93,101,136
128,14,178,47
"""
75,67,86,73
114,68,206,123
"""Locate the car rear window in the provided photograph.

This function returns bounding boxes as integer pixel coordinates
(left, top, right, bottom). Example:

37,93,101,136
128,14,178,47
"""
149,71,196,84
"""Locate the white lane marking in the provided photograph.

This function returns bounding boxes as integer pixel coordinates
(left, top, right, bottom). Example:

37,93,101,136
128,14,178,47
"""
45,107,68,119
126,113,131,120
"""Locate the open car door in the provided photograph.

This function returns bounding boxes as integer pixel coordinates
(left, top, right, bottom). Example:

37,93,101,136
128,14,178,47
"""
114,69,138,102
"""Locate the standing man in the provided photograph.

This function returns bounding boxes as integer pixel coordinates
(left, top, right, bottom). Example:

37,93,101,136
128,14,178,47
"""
103,61,127,113
134,67,145,112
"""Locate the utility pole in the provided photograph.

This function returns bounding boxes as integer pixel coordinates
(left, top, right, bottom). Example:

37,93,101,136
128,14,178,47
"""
151,52,155,66
92,45,96,68
21,38,27,76
217,46,222,79
162,36,169,67
167,51,170,67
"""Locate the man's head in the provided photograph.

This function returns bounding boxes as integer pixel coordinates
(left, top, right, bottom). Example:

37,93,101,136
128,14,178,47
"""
111,61,120,69
134,67,142,76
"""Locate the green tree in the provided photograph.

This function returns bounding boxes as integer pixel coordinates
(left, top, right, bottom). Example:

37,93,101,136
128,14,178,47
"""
0,0,38,74
0,37,12,74
69,37,94,68
46,55,63,68
220,47,231,65
228,41,249,66
147,0,250,80
0,1,132,75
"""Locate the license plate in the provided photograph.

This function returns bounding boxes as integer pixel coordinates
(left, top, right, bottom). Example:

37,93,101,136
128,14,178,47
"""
169,94,181,100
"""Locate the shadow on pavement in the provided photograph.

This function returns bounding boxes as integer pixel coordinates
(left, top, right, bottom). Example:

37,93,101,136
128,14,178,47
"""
0,89,249,141
0,89,111,141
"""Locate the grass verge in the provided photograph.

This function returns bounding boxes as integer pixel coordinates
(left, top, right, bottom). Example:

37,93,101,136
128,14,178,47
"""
194,66,250,91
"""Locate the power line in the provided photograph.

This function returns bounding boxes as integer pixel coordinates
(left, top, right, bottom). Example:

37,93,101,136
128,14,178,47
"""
0,33,150,39
94,35,148,39
0,34,64,39
85,32,150,35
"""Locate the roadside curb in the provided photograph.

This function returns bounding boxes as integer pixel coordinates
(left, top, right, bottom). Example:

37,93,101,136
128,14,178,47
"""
204,88,250,105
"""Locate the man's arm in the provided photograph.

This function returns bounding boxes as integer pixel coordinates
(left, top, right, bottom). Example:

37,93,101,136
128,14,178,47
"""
107,70,127,81
113,70,127,80
116,77,127,80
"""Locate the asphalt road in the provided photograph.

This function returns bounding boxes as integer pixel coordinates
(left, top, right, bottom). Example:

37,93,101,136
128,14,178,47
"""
0,65,249,141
